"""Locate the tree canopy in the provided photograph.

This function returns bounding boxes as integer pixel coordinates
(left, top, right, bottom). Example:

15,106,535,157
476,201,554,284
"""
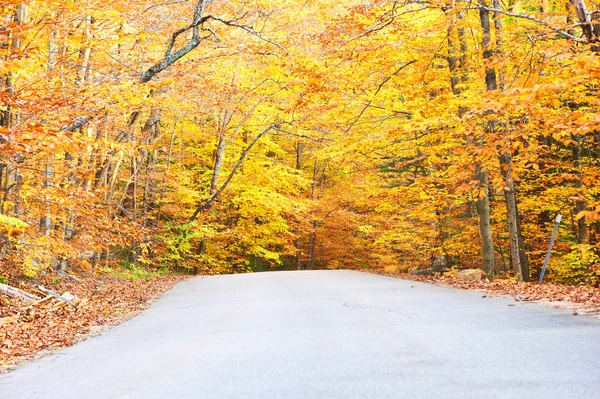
1,0,599,284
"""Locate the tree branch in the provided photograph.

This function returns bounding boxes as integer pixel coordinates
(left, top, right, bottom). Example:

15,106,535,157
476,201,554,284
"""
474,4,587,43
346,60,416,133
207,15,294,71
188,123,279,222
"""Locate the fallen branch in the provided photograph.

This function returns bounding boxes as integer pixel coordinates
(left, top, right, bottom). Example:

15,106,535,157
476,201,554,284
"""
0,283,39,302
49,292,78,312
36,286,78,309
26,295,54,310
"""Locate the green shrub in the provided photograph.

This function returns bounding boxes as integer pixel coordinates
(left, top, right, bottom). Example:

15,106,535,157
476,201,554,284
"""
548,246,600,285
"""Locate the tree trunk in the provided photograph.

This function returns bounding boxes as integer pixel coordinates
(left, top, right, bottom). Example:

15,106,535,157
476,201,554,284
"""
295,142,304,170
295,242,302,270
515,200,530,279
312,160,319,199
492,4,529,281
476,166,495,277
569,0,595,42
40,165,53,238
307,220,317,270
479,1,497,91
444,1,460,94
492,0,505,90
500,153,529,281
477,1,496,277
457,14,468,84
573,136,589,244
210,136,227,196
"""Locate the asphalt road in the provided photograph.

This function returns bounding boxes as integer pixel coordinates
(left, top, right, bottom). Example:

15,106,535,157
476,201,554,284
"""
1,270,600,398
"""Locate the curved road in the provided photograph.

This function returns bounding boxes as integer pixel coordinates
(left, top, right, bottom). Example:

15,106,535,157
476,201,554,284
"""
1,270,600,398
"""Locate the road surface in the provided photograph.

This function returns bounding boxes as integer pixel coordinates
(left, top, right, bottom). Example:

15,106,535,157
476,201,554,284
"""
1,270,600,398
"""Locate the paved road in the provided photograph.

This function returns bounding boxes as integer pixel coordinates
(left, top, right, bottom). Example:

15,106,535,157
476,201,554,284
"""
1,270,600,398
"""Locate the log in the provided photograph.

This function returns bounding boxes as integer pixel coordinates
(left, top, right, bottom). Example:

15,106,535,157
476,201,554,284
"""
0,283,39,302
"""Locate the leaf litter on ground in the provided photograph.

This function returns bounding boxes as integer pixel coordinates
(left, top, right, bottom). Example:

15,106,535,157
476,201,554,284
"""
372,270,600,316
0,272,187,373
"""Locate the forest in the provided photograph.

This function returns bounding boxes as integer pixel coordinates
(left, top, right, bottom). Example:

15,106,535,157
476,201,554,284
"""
1,0,599,286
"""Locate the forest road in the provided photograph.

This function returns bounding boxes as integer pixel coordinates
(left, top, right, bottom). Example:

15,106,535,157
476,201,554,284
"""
1,270,600,399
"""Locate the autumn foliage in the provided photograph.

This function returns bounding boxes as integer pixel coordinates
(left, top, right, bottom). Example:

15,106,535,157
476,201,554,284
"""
0,0,599,285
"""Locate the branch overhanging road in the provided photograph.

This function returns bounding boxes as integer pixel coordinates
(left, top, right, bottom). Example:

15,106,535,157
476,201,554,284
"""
2,270,600,398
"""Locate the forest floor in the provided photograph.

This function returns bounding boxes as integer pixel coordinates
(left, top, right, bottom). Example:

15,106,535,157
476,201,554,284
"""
0,265,187,373
375,270,600,317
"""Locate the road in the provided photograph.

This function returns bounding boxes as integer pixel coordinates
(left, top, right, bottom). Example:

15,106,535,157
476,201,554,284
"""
1,270,599,398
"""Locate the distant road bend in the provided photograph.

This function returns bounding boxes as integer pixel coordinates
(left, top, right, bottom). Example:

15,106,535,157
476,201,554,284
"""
1,270,600,398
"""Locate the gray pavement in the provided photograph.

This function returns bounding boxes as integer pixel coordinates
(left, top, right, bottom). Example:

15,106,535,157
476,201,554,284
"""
1,270,599,398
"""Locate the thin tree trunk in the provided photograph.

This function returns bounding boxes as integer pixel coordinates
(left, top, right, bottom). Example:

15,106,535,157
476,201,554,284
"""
477,1,496,277
500,153,529,280
156,120,179,224
40,165,53,238
492,4,529,281
492,0,505,90
476,166,495,277
444,1,460,95
189,125,275,222
457,13,468,84
0,4,27,247
210,136,227,196
479,1,497,91
294,142,304,268
307,220,317,270
570,0,595,42
515,198,530,279
295,142,304,170
311,160,319,200
573,135,589,244
295,234,302,270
